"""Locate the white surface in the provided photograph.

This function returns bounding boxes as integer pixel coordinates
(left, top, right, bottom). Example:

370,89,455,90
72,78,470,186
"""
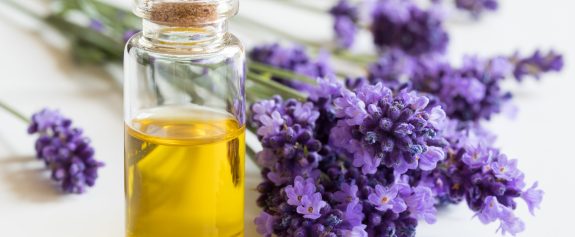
0,0,573,236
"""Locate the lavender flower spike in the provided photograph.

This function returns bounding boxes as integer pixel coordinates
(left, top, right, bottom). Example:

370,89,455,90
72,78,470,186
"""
330,0,359,48
29,109,104,194
371,0,448,55
511,50,564,81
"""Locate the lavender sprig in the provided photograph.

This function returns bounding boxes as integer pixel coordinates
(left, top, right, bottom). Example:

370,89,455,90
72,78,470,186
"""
249,43,334,92
370,0,449,55
412,55,513,121
29,109,104,194
330,0,360,48
0,101,104,194
510,50,564,81
365,50,564,121
418,121,543,235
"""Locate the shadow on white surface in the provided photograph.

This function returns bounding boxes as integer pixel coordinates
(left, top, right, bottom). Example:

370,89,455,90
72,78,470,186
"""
0,156,62,203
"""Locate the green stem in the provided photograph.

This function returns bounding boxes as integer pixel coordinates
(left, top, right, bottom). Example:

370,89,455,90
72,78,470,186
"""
247,72,307,101
0,100,30,123
248,62,316,85
45,15,124,59
331,49,378,64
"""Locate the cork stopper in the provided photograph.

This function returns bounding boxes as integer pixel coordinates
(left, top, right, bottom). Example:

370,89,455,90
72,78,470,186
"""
149,2,218,27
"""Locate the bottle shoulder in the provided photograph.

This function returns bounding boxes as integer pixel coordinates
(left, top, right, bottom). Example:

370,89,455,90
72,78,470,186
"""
125,32,244,60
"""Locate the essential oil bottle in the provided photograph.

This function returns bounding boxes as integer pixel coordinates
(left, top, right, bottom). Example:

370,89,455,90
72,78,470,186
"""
123,0,245,236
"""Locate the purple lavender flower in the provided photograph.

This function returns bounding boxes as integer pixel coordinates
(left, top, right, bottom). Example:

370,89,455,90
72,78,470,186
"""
334,183,359,204
330,82,447,174
293,102,320,125
350,148,382,175
368,184,407,213
296,193,327,219
498,206,526,236
28,109,104,194
403,185,437,224
371,0,449,55
418,146,445,171
455,0,498,17
477,196,525,235
461,145,493,168
341,224,368,237
489,155,521,181
477,196,502,224
254,211,275,237
255,111,284,137
343,200,364,226
330,0,359,48
522,182,543,215
285,176,317,206
511,50,564,81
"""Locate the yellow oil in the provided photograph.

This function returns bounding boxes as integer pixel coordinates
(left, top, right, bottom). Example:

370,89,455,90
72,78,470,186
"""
124,105,244,237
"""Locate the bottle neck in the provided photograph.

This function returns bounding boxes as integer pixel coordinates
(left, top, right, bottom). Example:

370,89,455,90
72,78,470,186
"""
142,20,227,48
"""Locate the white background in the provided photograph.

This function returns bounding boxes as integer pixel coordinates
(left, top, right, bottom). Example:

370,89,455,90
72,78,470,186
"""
0,0,573,236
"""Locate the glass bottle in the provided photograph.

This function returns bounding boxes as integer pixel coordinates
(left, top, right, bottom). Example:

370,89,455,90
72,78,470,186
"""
123,0,245,236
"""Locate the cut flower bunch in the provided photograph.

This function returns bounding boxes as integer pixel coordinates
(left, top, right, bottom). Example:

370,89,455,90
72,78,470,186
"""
1,0,563,235
248,0,561,236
